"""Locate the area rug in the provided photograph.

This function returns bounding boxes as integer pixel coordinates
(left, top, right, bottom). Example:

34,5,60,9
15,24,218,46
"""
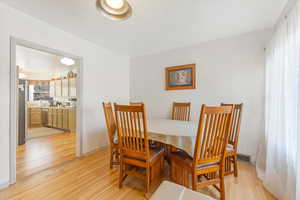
27,127,65,139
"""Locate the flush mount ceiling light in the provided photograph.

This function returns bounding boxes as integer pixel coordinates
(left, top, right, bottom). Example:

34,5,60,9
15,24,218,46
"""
96,0,132,21
60,57,75,66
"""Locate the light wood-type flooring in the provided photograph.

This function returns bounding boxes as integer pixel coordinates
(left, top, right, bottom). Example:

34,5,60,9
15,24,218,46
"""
0,132,275,200
17,132,76,180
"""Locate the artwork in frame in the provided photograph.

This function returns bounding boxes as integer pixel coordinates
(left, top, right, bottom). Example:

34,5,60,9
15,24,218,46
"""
165,64,196,90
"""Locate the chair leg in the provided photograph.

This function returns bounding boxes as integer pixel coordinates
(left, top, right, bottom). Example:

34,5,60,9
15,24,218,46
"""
150,165,154,182
224,157,227,172
110,148,113,169
119,159,124,188
160,155,164,178
225,157,229,172
146,167,151,193
192,174,197,191
116,149,120,164
234,155,238,177
170,161,174,182
220,169,225,200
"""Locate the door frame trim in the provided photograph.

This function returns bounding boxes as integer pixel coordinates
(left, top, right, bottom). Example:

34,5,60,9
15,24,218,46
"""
9,37,84,184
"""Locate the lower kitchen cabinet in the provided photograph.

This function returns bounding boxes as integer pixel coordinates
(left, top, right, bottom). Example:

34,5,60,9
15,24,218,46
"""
52,109,57,127
28,108,42,127
48,109,53,126
68,109,76,132
47,108,76,131
63,109,69,130
57,109,63,129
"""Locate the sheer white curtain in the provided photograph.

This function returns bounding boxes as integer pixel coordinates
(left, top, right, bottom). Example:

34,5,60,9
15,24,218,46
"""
256,1,300,200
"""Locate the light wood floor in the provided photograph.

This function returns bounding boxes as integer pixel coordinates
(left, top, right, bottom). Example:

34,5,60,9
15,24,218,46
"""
0,133,275,200
16,132,76,180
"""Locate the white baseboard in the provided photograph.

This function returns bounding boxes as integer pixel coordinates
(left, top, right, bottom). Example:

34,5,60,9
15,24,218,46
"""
0,181,10,190
82,145,108,156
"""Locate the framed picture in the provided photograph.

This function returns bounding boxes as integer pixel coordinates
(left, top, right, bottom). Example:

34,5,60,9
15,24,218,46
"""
165,64,196,90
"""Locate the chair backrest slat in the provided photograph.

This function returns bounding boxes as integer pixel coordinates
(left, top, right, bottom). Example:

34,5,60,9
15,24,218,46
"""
193,105,233,166
103,102,116,145
172,102,191,121
221,103,243,151
129,102,144,106
114,103,149,160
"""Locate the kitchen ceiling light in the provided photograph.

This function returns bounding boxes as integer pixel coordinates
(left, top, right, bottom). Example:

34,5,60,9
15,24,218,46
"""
96,0,132,21
60,57,75,66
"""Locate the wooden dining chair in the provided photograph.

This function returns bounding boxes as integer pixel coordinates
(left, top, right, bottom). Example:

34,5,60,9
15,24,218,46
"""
221,103,243,177
130,102,161,148
114,103,164,193
170,105,233,200
102,102,119,169
171,102,191,121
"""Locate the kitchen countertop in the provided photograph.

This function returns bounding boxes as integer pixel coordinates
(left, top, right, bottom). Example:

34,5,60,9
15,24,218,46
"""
28,106,76,109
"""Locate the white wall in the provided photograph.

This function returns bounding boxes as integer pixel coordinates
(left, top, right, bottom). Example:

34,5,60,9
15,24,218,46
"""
17,45,79,80
0,3,129,187
130,29,271,163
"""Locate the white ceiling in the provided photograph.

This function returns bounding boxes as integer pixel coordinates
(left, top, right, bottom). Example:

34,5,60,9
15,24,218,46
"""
17,45,77,80
2,0,287,57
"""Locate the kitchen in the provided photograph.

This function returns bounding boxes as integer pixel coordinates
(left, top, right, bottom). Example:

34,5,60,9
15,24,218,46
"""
25,73,77,139
17,45,79,180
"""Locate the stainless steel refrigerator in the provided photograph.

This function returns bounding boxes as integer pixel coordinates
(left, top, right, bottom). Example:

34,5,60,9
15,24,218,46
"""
18,79,26,145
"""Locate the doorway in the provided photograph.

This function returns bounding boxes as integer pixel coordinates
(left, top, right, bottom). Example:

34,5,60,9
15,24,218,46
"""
10,38,83,184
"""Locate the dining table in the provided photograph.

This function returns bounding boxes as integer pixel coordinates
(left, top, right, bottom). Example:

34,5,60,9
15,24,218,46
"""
148,118,198,157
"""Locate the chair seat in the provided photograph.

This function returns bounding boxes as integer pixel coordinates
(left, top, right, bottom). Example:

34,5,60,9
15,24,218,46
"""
170,151,219,170
124,147,164,164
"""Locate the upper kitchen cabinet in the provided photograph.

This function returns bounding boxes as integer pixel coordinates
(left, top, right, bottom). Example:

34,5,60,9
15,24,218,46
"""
50,80,55,97
69,77,77,97
55,79,62,97
62,78,69,97
48,73,77,98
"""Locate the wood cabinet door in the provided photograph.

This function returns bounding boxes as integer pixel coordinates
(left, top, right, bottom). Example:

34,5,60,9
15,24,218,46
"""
48,109,53,126
68,109,76,131
52,109,57,127
62,78,69,97
31,113,41,124
30,109,42,125
27,111,31,127
57,109,63,129
50,80,55,97
63,109,69,130
69,78,76,97
55,80,62,97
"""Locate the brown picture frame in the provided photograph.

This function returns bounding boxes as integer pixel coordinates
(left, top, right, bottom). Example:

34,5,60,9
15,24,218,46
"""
165,64,196,90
